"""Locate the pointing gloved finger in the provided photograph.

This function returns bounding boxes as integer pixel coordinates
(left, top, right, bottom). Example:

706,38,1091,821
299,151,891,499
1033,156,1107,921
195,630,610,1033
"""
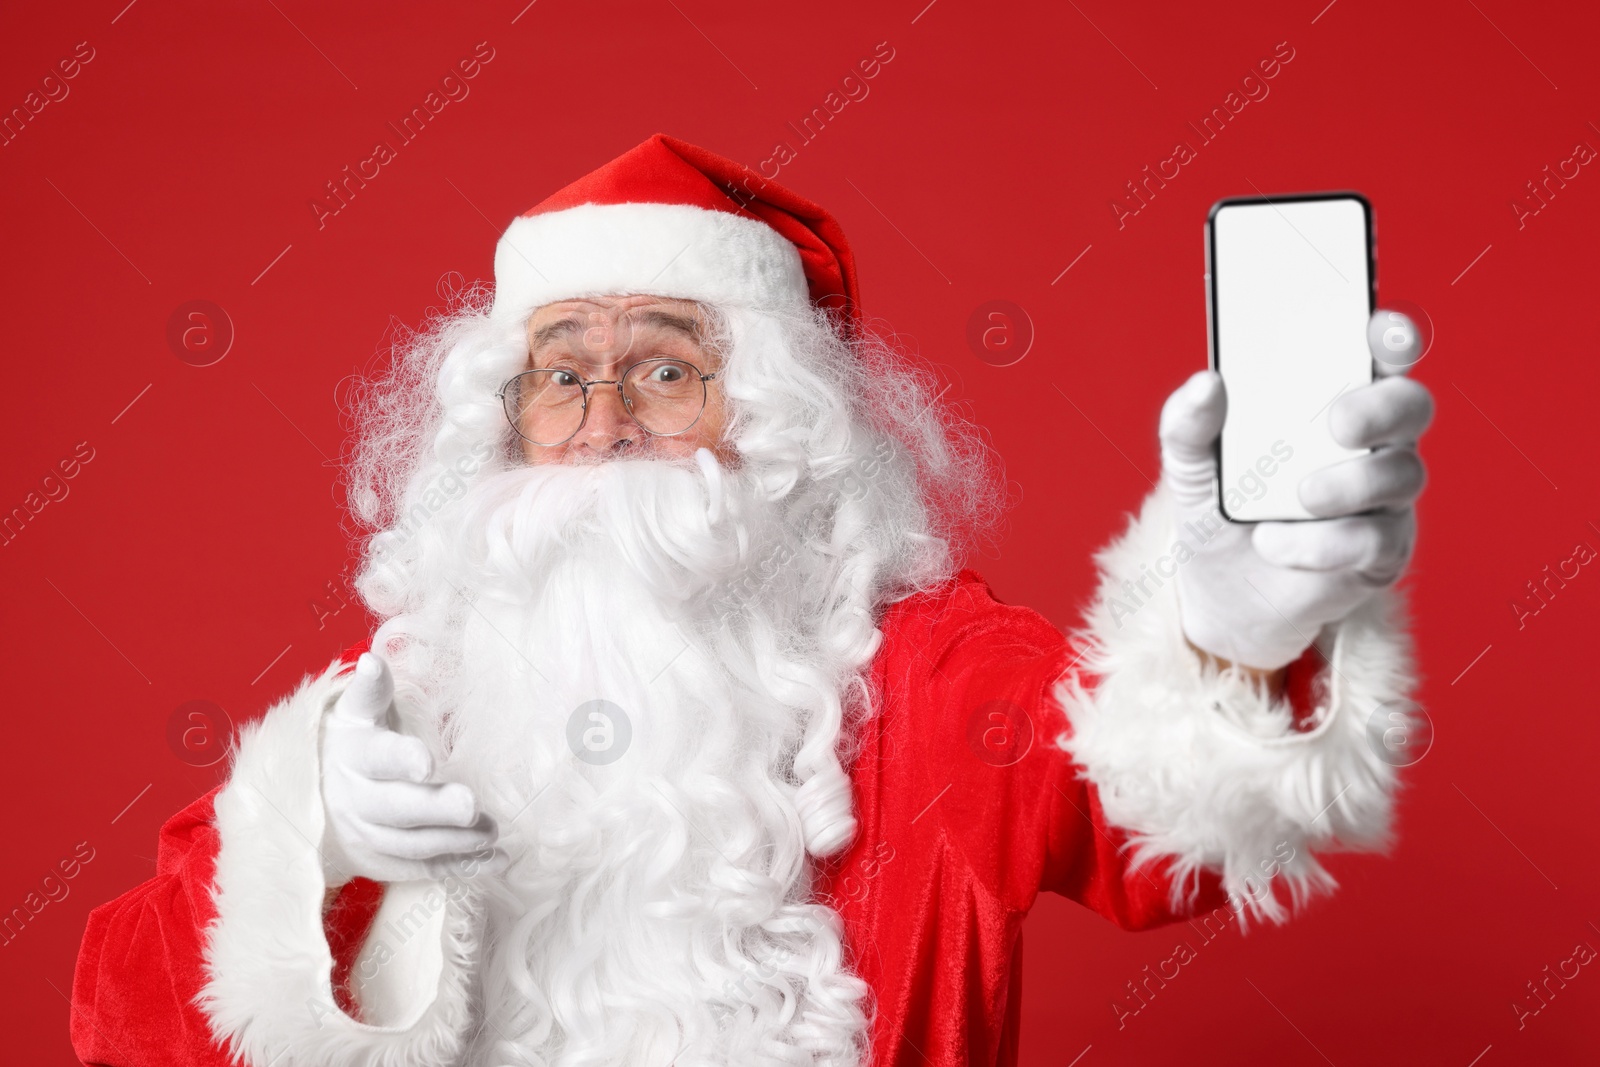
349,729,434,783
358,819,499,862
332,653,395,727
349,779,482,830
1298,447,1426,518
1252,511,1414,577
1329,376,1434,449
1159,370,1226,505
1368,309,1422,378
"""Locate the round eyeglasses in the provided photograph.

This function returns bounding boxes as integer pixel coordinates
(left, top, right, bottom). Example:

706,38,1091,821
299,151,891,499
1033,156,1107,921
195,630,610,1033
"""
497,358,720,447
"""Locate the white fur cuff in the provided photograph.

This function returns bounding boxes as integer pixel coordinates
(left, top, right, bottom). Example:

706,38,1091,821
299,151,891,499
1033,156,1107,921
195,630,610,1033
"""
1056,487,1417,926
197,661,484,1067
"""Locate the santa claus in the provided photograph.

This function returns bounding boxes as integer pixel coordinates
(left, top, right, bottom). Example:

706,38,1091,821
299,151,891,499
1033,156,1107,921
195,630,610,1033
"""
71,134,1432,1067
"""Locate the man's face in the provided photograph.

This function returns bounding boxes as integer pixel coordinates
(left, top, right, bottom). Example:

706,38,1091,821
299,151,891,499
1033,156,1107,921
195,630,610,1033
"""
515,294,729,465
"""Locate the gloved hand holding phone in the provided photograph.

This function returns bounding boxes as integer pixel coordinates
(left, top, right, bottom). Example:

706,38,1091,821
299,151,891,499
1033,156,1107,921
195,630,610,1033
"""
1158,309,1431,672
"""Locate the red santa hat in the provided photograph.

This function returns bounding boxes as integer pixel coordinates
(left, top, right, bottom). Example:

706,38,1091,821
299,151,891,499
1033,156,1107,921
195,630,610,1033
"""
489,132,860,333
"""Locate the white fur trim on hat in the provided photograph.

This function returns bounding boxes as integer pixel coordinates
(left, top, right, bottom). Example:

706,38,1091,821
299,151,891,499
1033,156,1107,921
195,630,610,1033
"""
1055,485,1417,928
489,201,811,327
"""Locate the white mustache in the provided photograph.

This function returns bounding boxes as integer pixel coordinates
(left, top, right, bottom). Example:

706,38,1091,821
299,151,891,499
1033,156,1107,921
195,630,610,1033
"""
437,450,754,609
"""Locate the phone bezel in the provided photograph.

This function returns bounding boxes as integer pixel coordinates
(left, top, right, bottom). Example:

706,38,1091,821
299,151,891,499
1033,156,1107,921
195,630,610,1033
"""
1205,191,1377,524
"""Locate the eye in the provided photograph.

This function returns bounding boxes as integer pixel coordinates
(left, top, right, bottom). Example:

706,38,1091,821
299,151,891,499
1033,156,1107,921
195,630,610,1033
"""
648,363,686,383
550,370,581,387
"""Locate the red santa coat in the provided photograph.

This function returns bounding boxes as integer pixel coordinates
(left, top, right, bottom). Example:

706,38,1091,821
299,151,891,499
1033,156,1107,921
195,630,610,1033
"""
71,494,1413,1067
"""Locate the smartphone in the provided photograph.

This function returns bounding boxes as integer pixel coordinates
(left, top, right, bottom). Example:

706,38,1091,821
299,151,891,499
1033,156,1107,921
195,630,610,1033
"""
1206,192,1375,523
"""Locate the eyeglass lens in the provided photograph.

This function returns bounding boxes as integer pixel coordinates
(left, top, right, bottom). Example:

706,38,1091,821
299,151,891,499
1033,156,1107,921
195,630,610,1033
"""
503,359,708,446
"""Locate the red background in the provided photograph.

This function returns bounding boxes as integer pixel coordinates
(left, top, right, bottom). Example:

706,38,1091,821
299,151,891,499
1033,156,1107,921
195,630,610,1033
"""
3,0,1597,1062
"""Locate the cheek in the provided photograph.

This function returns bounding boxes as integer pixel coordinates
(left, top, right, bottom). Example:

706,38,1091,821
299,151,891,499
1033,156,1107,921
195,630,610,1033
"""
521,438,560,465
649,423,720,460
694,393,732,452
645,396,729,461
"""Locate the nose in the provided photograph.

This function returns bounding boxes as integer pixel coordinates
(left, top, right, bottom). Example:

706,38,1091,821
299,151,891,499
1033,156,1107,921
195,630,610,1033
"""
571,383,643,456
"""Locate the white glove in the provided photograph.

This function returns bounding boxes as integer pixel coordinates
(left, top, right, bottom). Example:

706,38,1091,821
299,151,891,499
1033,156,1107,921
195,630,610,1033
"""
319,652,498,885
1162,310,1434,671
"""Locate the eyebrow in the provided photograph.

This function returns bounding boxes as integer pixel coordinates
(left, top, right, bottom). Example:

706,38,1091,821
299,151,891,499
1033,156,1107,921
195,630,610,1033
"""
529,309,705,352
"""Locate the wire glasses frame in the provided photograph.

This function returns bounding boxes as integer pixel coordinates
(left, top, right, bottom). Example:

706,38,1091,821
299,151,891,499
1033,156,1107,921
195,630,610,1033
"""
496,357,720,448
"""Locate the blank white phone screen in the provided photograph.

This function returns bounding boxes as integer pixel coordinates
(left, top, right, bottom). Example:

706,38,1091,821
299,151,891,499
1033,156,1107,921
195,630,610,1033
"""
1212,197,1372,522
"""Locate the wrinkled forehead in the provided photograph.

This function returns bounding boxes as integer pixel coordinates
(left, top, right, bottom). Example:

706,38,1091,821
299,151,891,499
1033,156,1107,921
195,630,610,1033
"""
524,296,716,366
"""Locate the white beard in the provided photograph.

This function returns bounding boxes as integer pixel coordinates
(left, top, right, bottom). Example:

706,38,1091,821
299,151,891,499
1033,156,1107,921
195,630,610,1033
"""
373,454,869,1067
